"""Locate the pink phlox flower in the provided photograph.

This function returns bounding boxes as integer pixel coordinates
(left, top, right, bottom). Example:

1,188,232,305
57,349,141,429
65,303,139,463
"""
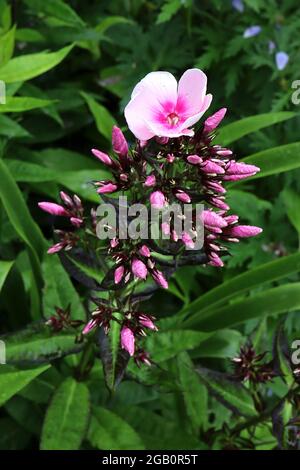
125,69,212,140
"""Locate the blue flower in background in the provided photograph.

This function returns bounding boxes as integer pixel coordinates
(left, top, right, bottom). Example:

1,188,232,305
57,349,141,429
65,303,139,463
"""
243,26,262,38
232,0,244,13
268,40,276,54
275,51,289,70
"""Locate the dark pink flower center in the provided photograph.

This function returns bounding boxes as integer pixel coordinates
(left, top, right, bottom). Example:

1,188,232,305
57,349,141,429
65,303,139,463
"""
167,112,180,126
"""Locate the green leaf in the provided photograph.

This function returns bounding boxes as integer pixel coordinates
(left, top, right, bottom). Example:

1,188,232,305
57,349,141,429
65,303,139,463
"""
0,260,13,292
0,115,30,138
146,330,211,363
3,325,82,365
5,159,57,182
24,0,85,28
217,112,295,146
95,16,133,34
5,159,108,202
15,28,45,43
0,365,50,407
41,377,90,450
0,96,55,113
191,329,243,359
0,25,15,67
0,158,45,288
0,44,74,83
156,0,182,24
99,313,129,392
87,406,145,450
273,324,294,388
241,142,300,180
180,253,300,324
282,188,300,235
42,255,85,320
177,352,208,433
196,366,257,417
81,91,116,141
186,283,300,331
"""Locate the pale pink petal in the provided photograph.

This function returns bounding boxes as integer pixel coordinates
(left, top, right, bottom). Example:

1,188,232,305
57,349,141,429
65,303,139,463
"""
177,69,209,117
131,71,177,105
124,88,157,141
181,94,213,129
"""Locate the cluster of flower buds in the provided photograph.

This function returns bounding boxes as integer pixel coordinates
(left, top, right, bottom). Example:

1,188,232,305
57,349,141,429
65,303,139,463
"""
82,300,115,335
202,209,262,267
109,238,168,289
120,311,158,361
91,126,132,194
46,305,84,332
232,343,276,384
39,192,84,253
81,297,157,366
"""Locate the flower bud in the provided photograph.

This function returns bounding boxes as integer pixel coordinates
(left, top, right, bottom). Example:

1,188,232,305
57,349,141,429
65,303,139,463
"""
131,258,148,280
150,191,166,208
38,202,69,217
112,126,128,158
121,326,135,356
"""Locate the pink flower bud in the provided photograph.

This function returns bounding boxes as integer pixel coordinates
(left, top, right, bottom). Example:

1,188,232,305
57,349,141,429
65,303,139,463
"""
114,265,125,284
204,108,227,133
97,182,118,194
38,202,69,217
182,232,195,249
150,191,166,208
175,191,191,203
167,154,175,163
201,161,225,174
210,197,230,211
91,148,113,166
138,314,158,331
131,258,148,280
70,217,83,228
155,136,169,145
139,140,148,148
171,230,178,242
224,215,239,225
216,149,233,157
82,319,97,335
120,173,129,182
187,154,202,165
226,161,260,175
60,191,73,208
205,181,226,194
152,270,168,289
112,126,128,157
47,242,65,254
110,237,119,248
208,252,224,267
223,161,260,180
202,210,227,229
121,326,135,356
225,225,263,238
161,222,170,235
139,245,151,257
144,175,156,187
